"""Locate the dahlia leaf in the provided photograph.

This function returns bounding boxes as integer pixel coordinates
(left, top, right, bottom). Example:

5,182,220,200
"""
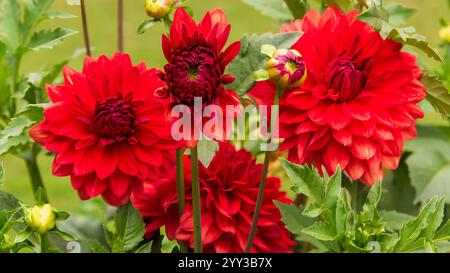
135,241,152,253
283,0,308,19
113,202,145,252
86,239,108,253
434,220,450,242
274,201,315,236
0,117,34,140
404,138,450,204
0,0,21,51
0,135,29,156
423,198,445,241
280,158,324,204
380,211,414,232
301,222,337,241
0,191,20,212
361,181,382,221
27,28,78,51
242,0,292,20
41,10,77,20
323,166,342,210
137,19,158,35
394,196,439,252
226,32,302,95
421,75,450,118
52,227,77,242
196,138,219,168
384,3,416,25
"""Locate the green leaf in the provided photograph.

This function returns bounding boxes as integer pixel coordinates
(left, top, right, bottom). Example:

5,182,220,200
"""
0,162,4,187
434,220,450,242
0,191,21,211
196,138,219,168
394,197,439,252
274,201,315,236
14,226,34,243
280,158,324,204
361,181,382,221
323,166,342,210
283,0,308,19
242,0,291,20
28,28,77,51
135,241,152,253
421,75,450,118
424,198,445,241
114,202,145,252
0,0,21,52
86,239,108,253
137,19,158,34
54,210,70,221
405,138,450,204
52,227,77,241
302,222,337,241
42,10,77,20
226,32,302,95
34,187,47,205
384,3,415,25
380,210,413,231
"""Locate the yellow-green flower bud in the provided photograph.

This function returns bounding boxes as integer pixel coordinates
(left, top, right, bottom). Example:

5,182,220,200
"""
440,26,450,44
25,204,56,234
145,0,174,20
266,48,307,88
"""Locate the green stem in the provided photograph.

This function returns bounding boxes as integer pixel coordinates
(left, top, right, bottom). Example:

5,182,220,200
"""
117,0,124,52
40,233,49,253
176,148,188,253
245,85,282,252
24,148,47,203
190,146,202,253
80,0,92,56
151,230,162,253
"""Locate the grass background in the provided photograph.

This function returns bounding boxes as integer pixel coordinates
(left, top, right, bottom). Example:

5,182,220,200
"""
2,0,449,211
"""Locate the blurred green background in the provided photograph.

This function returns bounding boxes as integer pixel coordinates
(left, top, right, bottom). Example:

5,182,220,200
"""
2,0,449,211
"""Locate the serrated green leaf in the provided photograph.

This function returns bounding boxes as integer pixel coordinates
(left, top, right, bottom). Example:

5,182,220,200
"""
361,181,382,221
274,201,315,236
380,210,413,232
421,75,450,118
324,166,341,210
226,32,302,95
242,0,291,20
28,28,77,51
0,0,21,51
384,3,415,25
302,222,337,241
424,198,445,241
86,239,108,253
434,220,450,242
114,202,145,252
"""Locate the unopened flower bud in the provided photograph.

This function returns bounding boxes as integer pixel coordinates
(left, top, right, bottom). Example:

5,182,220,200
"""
25,204,56,234
440,26,450,44
145,0,174,20
266,48,307,88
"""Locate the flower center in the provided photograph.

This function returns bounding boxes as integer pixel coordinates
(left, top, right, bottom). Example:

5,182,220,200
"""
285,60,300,74
94,96,135,142
165,44,220,105
325,58,367,102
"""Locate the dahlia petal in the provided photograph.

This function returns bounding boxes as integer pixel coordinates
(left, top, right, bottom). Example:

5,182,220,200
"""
324,141,350,174
108,173,132,200
351,137,377,160
287,91,319,110
220,41,241,67
332,129,352,146
342,101,371,121
346,159,366,180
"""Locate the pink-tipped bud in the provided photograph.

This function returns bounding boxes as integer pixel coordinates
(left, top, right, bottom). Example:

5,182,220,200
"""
266,49,307,88
145,0,174,20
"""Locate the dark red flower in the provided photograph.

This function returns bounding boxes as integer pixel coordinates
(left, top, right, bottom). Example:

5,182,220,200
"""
30,53,180,206
250,8,426,186
158,8,241,146
132,142,294,253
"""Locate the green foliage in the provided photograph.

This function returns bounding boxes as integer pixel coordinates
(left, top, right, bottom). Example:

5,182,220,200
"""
226,32,301,95
358,0,441,62
242,0,292,20
103,202,145,253
278,160,450,253
421,75,450,118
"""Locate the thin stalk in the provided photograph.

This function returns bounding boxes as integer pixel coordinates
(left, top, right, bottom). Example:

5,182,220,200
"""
24,148,47,203
245,85,282,253
40,233,49,253
190,146,202,253
117,0,124,52
176,148,188,253
80,0,92,56
151,230,162,253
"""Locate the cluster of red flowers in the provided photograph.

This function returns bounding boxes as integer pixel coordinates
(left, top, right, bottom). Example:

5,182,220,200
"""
251,8,426,185
30,5,426,253
132,142,295,253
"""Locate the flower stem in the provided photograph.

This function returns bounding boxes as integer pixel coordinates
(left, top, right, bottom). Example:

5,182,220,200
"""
245,85,282,253
40,233,49,253
176,148,188,253
117,0,124,52
24,148,47,203
151,230,162,253
190,146,202,253
80,0,92,56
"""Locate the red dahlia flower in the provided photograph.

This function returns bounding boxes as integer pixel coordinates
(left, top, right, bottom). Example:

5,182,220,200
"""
157,8,241,146
132,142,294,253
30,53,179,206
250,8,426,186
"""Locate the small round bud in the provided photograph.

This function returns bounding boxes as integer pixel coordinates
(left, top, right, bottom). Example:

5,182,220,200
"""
25,204,56,234
145,0,174,20
440,26,450,44
266,49,307,88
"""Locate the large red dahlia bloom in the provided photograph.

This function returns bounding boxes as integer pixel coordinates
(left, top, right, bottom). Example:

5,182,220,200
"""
30,53,179,206
250,8,426,186
132,143,294,253
158,8,241,146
